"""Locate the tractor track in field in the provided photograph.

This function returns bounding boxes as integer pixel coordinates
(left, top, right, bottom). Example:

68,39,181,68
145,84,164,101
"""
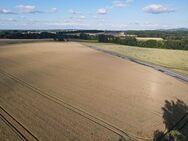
0,106,39,141
0,112,27,141
0,69,152,141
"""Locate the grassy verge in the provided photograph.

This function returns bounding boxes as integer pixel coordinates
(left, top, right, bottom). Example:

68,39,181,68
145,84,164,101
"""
82,42,188,76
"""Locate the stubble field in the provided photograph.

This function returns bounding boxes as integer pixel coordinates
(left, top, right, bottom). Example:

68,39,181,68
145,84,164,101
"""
82,42,188,76
0,42,188,141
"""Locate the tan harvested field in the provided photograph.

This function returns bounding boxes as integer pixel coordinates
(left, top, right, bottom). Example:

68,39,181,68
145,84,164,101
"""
82,42,188,76
136,37,163,41
0,42,188,141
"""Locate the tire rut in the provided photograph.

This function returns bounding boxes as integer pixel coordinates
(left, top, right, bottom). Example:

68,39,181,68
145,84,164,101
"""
0,69,151,141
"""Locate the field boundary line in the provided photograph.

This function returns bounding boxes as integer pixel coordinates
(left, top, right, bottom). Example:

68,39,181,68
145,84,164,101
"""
81,43,188,83
0,106,39,141
0,69,152,141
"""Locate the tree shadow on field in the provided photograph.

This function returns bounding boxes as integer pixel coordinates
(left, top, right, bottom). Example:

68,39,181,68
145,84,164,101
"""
153,99,188,141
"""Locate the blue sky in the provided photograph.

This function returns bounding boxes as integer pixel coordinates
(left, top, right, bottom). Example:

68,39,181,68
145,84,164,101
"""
0,0,188,30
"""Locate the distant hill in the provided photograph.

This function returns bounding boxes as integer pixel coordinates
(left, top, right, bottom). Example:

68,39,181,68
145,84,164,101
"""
159,28,188,32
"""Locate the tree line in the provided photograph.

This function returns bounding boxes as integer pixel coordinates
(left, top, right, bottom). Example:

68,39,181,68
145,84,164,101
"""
97,34,188,50
0,31,56,39
125,30,188,40
1,30,188,50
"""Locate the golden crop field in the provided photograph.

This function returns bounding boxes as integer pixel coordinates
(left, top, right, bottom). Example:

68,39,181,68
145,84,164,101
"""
82,42,188,76
136,37,164,41
0,42,188,141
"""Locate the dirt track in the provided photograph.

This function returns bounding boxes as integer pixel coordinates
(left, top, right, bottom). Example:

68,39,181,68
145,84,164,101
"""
0,42,188,141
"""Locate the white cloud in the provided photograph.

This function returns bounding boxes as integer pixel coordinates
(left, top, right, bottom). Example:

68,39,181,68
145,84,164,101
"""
69,9,81,15
79,15,86,19
50,8,58,13
97,8,108,15
64,14,86,24
0,8,15,14
44,20,89,28
93,15,99,19
0,18,17,23
143,4,175,14
111,23,128,29
16,5,42,13
113,0,133,8
113,1,126,7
